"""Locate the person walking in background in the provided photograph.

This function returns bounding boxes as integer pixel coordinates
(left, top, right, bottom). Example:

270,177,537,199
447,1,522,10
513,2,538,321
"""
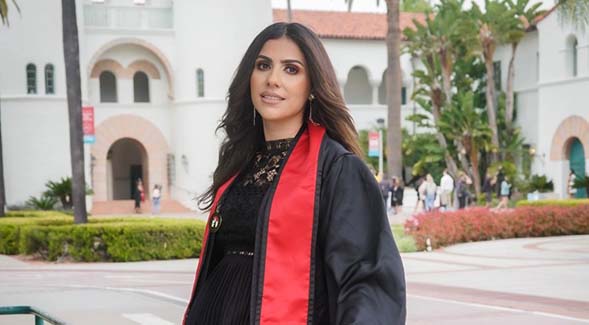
439,169,454,211
415,176,426,213
424,174,437,212
496,176,512,209
495,167,505,199
456,173,468,209
151,184,161,214
482,173,495,208
568,169,577,199
134,178,144,214
390,176,404,215
379,175,391,209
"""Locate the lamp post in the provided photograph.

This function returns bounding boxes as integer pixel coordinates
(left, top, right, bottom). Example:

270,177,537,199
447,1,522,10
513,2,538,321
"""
377,118,385,178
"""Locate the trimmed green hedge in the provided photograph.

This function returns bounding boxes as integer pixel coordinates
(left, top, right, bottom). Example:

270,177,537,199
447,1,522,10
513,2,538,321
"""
516,199,589,207
0,211,206,262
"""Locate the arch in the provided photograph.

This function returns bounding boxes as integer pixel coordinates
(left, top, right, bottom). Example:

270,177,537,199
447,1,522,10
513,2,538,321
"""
344,65,372,104
550,115,589,160
44,64,55,94
90,59,126,78
568,138,586,198
26,63,36,94
128,59,161,79
88,38,174,99
133,71,150,103
99,71,118,103
92,115,170,201
108,138,149,200
378,69,408,105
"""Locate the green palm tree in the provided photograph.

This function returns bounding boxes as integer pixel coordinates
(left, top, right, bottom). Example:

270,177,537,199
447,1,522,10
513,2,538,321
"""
62,0,87,223
0,0,19,217
346,0,404,178
470,0,520,163
557,0,589,32
504,0,544,130
0,0,19,26
404,14,461,177
437,91,493,195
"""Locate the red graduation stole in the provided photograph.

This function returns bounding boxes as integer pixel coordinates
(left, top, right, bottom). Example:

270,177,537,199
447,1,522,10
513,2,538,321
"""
185,123,325,324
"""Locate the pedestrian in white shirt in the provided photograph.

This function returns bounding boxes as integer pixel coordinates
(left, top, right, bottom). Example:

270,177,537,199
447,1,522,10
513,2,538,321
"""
440,169,454,211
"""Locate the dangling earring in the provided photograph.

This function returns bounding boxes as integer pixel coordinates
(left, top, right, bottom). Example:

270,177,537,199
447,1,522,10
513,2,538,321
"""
253,106,257,126
308,94,319,126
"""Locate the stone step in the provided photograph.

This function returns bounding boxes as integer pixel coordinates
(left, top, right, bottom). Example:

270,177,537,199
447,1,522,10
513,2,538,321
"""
91,199,192,215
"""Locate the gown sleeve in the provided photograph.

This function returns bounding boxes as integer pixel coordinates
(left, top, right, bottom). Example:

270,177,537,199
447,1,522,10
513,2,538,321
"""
320,153,406,325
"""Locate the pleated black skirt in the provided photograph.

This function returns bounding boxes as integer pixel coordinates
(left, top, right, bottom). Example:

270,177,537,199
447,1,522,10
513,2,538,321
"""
185,254,253,325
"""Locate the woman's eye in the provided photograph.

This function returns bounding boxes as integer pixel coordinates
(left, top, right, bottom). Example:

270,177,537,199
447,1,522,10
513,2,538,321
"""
257,62,270,70
285,66,298,74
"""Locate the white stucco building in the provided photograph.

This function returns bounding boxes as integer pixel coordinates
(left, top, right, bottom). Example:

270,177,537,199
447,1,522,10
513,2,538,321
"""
0,1,586,211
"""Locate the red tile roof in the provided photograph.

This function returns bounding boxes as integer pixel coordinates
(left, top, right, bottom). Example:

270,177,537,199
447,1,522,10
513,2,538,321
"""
273,9,427,40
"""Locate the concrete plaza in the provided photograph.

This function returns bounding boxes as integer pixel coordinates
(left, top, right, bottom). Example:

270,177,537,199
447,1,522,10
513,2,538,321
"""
0,235,587,324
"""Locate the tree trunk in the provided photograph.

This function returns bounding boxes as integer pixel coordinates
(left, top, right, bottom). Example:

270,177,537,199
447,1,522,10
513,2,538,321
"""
484,58,500,163
0,91,5,217
469,143,481,196
440,49,453,106
62,0,87,224
505,42,518,130
385,0,403,178
430,99,459,177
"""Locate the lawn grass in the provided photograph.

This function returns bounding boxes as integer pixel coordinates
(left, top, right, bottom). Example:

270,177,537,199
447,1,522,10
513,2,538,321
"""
391,224,417,253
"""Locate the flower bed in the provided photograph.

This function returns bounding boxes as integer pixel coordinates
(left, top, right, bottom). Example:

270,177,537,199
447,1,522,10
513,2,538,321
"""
404,206,589,251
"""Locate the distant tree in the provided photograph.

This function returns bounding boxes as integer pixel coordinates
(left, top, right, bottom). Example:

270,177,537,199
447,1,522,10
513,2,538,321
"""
557,0,589,32
62,0,87,223
346,0,404,178
401,0,432,13
0,0,19,217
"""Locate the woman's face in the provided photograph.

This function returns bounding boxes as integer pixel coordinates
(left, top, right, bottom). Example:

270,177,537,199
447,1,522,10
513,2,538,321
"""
250,37,311,132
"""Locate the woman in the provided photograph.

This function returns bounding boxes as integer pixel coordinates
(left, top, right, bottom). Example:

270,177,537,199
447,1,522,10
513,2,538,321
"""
183,23,406,325
568,169,577,198
134,178,143,214
151,184,161,214
496,176,512,209
424,174,437,212
391,176,404,215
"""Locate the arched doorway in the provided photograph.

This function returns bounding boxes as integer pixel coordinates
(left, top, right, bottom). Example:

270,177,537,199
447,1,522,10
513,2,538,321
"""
106,138,148,200
569,138,586,198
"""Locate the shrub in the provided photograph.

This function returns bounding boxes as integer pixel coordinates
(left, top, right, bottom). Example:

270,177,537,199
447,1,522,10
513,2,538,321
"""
516,199,589,207
0,213,206,262
26,195,58,210
404,206,589,251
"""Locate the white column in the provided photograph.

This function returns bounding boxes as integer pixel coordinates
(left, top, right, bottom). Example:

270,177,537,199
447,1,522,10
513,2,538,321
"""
371,80,380,105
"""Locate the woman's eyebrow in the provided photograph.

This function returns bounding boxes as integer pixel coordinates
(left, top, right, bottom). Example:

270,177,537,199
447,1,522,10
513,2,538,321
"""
257,55,305,67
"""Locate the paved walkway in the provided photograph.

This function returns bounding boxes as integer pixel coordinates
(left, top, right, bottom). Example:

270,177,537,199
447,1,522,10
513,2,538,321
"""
1,235,587,324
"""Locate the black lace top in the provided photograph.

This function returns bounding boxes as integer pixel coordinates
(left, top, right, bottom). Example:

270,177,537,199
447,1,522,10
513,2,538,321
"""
186,138,293,325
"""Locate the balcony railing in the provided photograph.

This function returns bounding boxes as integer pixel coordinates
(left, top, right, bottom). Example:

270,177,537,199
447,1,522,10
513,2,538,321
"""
84,4,173,30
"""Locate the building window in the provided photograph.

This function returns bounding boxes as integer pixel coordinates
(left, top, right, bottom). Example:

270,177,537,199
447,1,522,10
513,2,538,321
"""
99,71,118,103
45,64,55,94
196,68,204,97
26,63,37,94
401,86,407,105
133,71,150,103
493,61,501,90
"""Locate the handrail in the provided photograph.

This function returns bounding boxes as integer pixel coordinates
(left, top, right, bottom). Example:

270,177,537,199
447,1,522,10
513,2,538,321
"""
0,306,66,325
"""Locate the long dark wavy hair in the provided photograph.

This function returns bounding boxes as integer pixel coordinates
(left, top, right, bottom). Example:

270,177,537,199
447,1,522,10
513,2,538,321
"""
198,22,362,211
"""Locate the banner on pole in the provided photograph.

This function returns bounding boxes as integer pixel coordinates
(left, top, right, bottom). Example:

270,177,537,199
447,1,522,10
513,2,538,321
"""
368,131,379,157
83,106,95,144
